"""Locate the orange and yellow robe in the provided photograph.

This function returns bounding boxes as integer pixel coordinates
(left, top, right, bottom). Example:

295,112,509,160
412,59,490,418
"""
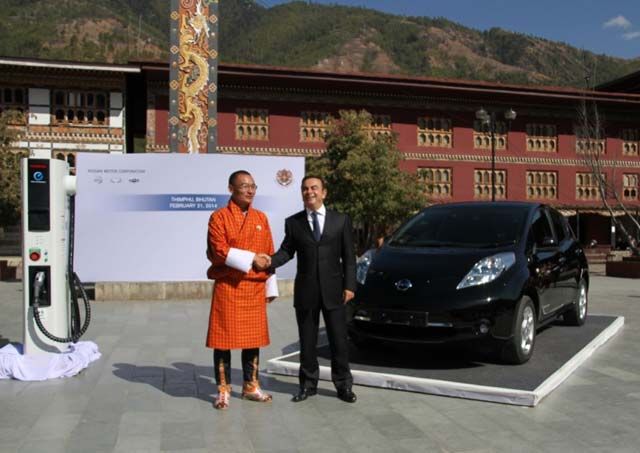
206,200,277,350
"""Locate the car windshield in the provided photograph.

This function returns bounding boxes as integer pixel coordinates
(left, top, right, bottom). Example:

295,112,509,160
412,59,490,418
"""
389,205,529,248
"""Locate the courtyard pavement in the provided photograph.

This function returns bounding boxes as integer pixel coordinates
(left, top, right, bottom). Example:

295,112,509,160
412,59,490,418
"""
0,276,639,453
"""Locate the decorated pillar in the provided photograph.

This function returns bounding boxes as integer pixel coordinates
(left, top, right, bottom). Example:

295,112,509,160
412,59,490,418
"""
169,0,219,153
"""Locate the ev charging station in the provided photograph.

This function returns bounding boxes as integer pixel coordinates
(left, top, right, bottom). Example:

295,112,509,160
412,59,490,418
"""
21,157,90,356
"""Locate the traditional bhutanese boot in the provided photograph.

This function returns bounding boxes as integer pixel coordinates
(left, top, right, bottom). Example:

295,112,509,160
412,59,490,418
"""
214,384,231,410
213,355,231,410
241,381,272,402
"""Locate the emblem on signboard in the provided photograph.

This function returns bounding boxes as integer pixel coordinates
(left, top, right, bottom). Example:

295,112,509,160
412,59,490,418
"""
276,169,293,187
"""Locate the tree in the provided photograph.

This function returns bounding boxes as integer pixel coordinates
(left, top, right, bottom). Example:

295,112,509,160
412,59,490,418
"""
576,59,639,256
307,109,425,253
0,110,27,226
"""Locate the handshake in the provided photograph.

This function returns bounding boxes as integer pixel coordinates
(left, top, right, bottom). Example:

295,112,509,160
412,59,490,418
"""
253,253,272,271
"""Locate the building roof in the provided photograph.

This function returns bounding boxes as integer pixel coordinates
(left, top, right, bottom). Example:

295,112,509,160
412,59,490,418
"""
0,56,140,73
596,69,640,93
3,55,639,106
134,59,640,106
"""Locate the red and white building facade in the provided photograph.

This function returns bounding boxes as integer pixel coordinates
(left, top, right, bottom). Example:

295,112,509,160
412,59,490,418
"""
2,56,639,246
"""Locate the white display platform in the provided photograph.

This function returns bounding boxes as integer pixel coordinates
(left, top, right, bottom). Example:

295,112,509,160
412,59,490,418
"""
266,315,624,407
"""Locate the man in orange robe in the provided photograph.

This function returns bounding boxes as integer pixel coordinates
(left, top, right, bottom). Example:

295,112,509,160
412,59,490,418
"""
206,170,278,410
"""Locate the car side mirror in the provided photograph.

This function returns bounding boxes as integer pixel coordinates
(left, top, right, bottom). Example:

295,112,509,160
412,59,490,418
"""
531,236,555,255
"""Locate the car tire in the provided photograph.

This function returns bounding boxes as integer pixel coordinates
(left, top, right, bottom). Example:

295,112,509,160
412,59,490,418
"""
501,296,536,365
564,279,588,326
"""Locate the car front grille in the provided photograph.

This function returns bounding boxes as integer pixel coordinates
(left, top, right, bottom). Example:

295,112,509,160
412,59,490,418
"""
352,320,459,342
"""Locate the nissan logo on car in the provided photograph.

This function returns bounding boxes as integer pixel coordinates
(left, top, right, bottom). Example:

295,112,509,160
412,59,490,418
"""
395,279,413,291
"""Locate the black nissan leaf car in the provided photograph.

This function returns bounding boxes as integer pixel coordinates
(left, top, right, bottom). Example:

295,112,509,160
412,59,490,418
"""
349,202,589,364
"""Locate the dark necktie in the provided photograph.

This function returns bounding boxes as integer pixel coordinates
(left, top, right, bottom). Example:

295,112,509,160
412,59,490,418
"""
311,211,321,241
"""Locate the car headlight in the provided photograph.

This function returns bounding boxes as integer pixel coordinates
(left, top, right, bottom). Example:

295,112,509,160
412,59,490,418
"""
356,250,374,285
456,252,516,290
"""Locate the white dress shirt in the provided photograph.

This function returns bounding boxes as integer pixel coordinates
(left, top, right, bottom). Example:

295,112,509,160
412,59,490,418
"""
306,204,326,237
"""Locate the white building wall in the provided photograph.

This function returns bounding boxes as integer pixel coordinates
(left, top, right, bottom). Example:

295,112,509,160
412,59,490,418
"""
28,88,50,125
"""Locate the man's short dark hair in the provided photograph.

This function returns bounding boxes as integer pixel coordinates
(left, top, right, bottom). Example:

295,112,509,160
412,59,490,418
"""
301,175,325,189
229,170,251,186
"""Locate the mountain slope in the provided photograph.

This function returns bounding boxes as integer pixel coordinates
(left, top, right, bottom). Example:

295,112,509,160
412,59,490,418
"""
0,0,637,87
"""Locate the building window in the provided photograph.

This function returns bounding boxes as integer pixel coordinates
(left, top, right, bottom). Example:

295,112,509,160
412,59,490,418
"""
621,129,639,156
526,124,557,152
300,111,331,142
417,117,452,148
364,114,392,139
235,109,269,141
576,138,606,154
473,120,507,150
52,90,108,125
623,174,639,201
575,127,605,154
474,169,506,199
526,171,557,200
575,172,603,201
53,151,77,173
418,167,452,198
0,87,28,122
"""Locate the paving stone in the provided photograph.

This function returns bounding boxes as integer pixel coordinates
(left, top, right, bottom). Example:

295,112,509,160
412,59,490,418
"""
0,276,638,452
161,422,206,451
17,439,68,453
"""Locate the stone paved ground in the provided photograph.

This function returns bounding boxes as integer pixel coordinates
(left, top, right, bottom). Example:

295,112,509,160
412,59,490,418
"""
0,276,639,453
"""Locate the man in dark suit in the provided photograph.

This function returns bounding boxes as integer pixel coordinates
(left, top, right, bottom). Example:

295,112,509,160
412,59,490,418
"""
269,175,357,403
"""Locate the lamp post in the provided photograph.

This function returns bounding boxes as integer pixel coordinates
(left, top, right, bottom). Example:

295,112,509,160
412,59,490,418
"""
475,107,517,201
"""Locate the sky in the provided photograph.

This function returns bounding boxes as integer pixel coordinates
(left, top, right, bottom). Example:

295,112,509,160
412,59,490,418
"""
261,0,640,59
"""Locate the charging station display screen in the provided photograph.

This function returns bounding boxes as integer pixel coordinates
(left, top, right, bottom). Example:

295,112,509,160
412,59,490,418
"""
74,153,304,281
27,159,50,231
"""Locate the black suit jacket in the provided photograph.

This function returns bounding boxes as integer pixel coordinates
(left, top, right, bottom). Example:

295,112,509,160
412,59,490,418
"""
271,209,356,310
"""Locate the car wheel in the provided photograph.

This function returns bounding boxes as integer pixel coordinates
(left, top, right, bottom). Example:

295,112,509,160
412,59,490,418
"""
501,296,536,365
564,279,588,326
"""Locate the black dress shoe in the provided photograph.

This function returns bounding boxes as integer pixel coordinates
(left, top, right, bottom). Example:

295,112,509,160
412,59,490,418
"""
292,388,317,402
337,388,357,403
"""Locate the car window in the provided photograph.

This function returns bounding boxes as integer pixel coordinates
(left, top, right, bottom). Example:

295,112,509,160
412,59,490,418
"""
529,209,554,247
549,209,567,243
389,205,528,247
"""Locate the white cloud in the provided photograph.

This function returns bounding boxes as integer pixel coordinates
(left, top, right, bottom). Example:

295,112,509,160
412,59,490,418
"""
623,31,640,40
603,15,632,29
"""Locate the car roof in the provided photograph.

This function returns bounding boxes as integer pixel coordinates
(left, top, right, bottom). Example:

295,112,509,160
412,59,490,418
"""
425,201,541,211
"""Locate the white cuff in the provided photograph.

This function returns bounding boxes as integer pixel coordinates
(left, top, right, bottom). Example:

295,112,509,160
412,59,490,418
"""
266,274,279,298
225,248,255,273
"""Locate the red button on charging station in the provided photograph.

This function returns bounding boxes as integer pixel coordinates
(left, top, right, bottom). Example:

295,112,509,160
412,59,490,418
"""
30,251,41,261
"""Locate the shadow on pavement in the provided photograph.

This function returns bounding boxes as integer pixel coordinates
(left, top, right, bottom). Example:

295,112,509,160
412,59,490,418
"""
112,361,301,401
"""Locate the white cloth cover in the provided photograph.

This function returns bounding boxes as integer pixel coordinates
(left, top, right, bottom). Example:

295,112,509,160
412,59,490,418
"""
266,274,279,298
0,341,101,381
225,248,278,297
225,247,256,273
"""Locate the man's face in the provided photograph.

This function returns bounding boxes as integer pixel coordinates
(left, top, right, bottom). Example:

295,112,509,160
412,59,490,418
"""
229,173,256,209
301,177,327,211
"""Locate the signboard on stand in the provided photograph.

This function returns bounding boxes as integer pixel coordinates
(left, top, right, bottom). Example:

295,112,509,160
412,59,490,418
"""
74,153,304,281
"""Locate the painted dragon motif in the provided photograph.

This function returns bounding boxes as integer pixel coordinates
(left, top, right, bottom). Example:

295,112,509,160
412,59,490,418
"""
178,0,210,153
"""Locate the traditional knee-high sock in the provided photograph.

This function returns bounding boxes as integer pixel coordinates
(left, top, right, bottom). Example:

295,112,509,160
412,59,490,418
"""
241,348,259,383
213,349,231,386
